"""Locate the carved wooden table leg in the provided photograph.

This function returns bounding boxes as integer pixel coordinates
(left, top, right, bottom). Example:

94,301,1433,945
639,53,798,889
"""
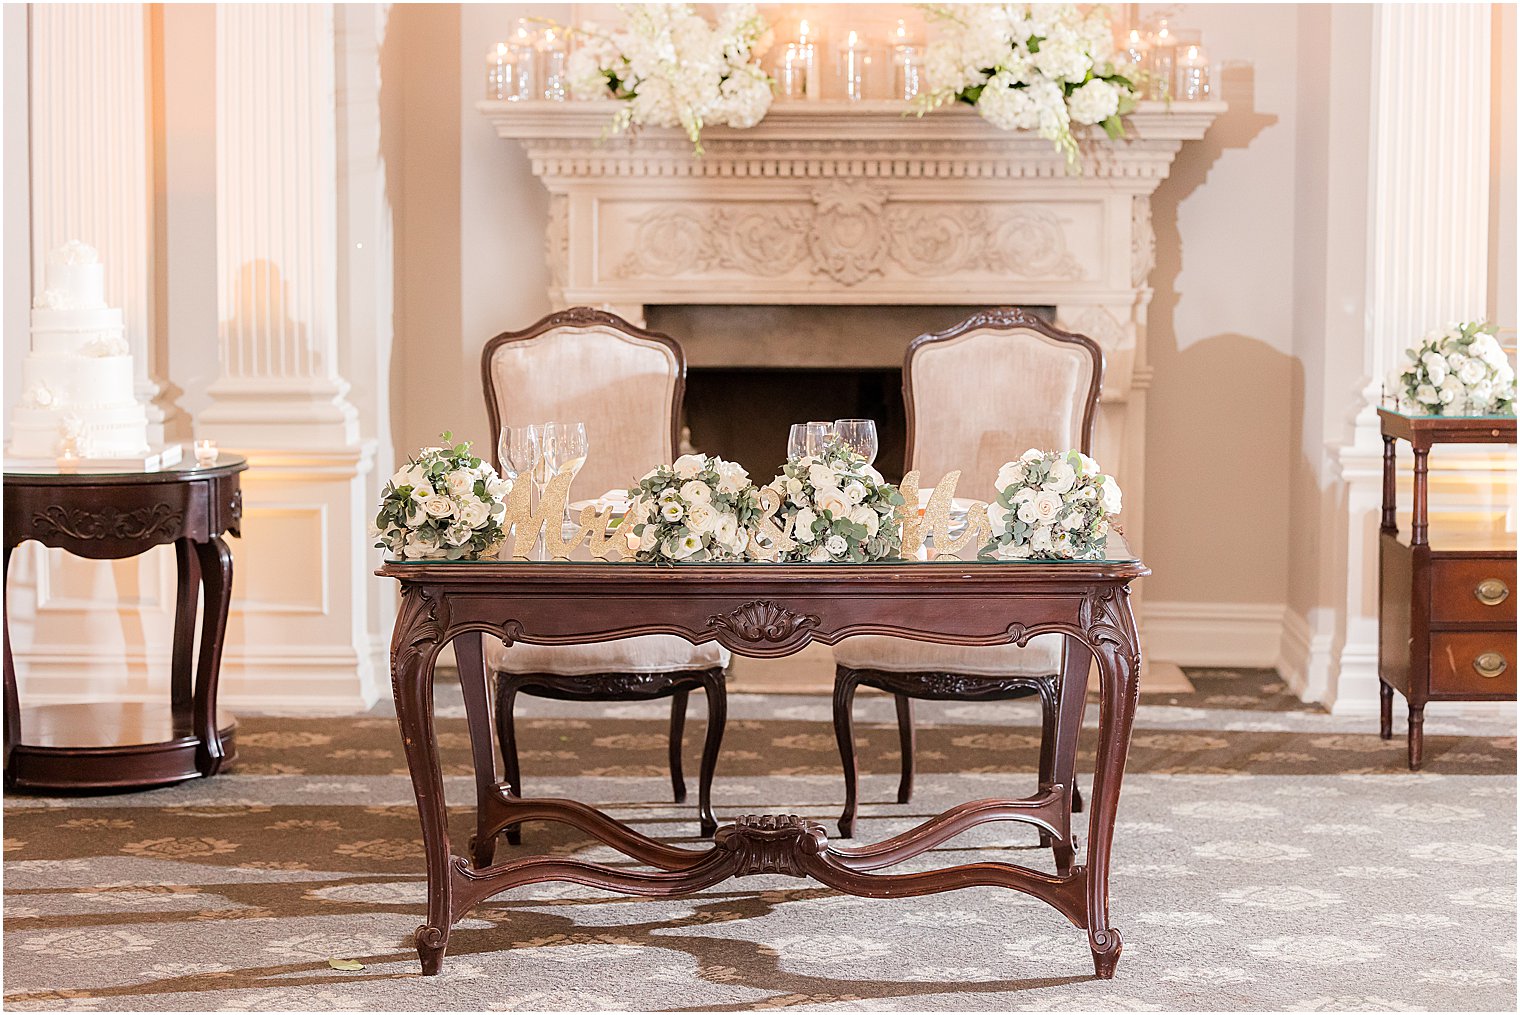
454,632,500,870
3,542,17,776
1082,587,1142,979
392,587,454,975
1050,638,1093,877
696,669,725,837
832,666,865,838
192,535,234,776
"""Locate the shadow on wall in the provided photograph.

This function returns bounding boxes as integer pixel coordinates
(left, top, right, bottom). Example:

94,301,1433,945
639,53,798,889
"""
1145,59,1285,606
225,259,308,371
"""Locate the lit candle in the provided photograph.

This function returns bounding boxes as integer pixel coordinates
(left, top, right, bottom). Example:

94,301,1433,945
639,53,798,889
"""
890,19,921,101
194,439,218,466
1176,42,1210,101
838,29,871,102
799,18,819,101
540,26,567,101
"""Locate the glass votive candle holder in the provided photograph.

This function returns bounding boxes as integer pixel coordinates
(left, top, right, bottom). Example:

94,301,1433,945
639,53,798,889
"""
836,31,873,101
194,439,218,466
540,27,567,101
1176,40,1210,101
1145,19,1176,100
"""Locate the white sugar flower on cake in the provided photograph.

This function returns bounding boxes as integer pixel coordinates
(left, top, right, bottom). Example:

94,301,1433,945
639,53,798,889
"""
51,240,100,265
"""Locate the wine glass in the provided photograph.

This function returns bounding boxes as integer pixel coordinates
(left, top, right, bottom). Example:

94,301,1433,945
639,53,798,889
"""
547,421,589,527
527,422,554,501
787,421,834,460
500,425,540,489
832,419,879,465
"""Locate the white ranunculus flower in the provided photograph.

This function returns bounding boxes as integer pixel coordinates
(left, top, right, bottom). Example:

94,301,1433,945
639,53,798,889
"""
673,454,706,479
459,499,491,528
1416,384,1441,405
1061,507,1084,530
1030,526,1054,552
485,475,512,500
807,462,837,490
1422,351,1448,385
793,506,818,542
445,521,473,547
843,480,867,505
422,495,454,518
824,534,848,557
680,480,712,503
1031,490,1063,523
850,504,879,537
1053,532,1075,556
807,546,831,562
996,462,1025,491
1439,376,1463,403
1459,359,1487,385
785,477,804,498
714,513,738,546
1044,460,1077,494
988,501,1012,531
1020,447,1045,463
816,486,851,518
639,525,659,551
406,502,426,527
446,470,475,497
1012,486,1037,504
1017,500,1039,524
716,460,748,494
661,501,685,522
1100,477,1123,515
1076,453,1101,477
687,500,716,533
862,464,884,485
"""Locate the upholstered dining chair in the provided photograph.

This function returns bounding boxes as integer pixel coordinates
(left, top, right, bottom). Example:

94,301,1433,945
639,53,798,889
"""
477,307,728,851
830,308,1104,846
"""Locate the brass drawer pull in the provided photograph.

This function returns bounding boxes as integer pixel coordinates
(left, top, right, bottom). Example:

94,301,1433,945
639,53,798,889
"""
1474,579,1510,607
1473,652,1508,679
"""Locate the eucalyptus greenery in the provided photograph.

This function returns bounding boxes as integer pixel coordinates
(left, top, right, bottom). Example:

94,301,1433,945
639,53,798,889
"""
766,440,905,563
627,453,762,562
373,432,511,560
981,449,1120,561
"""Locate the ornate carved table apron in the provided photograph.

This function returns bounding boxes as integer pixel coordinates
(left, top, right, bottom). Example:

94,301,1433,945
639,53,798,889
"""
4,456,246,791
379,550,1147,978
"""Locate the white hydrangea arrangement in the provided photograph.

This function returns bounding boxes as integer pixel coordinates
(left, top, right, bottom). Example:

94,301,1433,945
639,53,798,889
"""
373,433,512,560
1394,321,1515,416
982,449,1121,560
564,3,774,154
627,454,762,562
765,442,905,563
916,3,1137,167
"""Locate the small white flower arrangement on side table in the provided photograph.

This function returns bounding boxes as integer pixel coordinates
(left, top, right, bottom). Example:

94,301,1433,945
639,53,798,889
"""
373,433,512,560
627,454,761,562
765,442,905,563
982,449,1121,560
1394,321,1516,416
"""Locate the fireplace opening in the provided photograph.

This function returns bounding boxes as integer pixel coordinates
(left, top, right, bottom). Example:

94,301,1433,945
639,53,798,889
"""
683,367,907,483
648,303,1056,486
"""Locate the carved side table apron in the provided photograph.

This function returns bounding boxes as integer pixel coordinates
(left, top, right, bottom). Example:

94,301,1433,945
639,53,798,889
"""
380,548,1147,978
3,457,246,792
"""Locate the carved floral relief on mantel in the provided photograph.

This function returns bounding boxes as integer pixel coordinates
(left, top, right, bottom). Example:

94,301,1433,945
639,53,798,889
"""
610,182,1086,287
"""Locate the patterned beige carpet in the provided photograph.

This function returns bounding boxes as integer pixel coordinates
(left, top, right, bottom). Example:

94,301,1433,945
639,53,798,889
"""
3,669,1515,1012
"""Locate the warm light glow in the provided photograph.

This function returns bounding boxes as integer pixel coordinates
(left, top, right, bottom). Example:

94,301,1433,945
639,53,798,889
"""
847,29,858,47
1128,29,1142,44
894,18,908,41
1185,44,1201,60
799,18,810,42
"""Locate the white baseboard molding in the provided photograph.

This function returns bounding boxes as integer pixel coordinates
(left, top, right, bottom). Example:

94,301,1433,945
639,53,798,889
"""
1142,600,1287,668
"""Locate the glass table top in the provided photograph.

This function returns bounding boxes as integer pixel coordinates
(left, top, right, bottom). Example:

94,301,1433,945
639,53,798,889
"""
1378,406,1517,421
3,453,247,480
381,531,1140,567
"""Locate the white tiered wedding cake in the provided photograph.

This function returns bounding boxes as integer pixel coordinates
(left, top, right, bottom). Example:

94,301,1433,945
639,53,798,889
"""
8,241,154,461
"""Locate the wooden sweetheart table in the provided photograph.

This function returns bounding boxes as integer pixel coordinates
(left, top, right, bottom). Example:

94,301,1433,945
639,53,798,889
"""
379,542,1147,978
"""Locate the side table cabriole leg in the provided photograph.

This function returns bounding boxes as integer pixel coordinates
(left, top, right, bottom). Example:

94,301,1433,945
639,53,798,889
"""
3,543,17,774
455,632,499,870
171,539,204,715
1050,639,1093,877
1083,587,1142,979
192,535,233,775
392,587,454,975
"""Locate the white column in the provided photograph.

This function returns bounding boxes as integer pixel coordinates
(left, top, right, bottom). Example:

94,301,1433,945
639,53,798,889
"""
1327,4,1493,715
201,3,359,448
201,3,383,710
29,2,171,441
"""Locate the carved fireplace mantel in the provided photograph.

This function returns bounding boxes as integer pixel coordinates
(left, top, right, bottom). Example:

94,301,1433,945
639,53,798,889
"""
479,97,1224,630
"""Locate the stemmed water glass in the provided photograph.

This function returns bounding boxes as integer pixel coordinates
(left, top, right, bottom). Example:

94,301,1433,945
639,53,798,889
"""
787,421,834,460
547,421,589,528
498,425,540,490
832,419,879,466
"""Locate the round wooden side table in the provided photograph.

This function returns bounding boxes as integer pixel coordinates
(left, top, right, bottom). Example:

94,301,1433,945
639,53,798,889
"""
3,455,247,792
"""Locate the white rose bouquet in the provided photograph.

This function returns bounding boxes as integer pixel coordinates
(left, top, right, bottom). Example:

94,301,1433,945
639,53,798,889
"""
373,432,512,560
916,3,1137,167
1394,321,1516,416
982,449,1121,560
564,3,773,154
627,453,761,562
765,441,905,563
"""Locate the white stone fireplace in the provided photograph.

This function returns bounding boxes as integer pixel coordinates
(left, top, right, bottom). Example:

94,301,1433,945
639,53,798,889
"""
482,98,1223,670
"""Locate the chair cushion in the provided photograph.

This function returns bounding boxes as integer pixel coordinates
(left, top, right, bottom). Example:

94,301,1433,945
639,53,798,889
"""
831,633,1064,677
485,635,730,676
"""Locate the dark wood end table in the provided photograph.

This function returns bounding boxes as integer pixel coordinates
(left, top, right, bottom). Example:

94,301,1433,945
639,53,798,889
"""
380,543,1147,979
3,455,247,792
1377,408,1516,769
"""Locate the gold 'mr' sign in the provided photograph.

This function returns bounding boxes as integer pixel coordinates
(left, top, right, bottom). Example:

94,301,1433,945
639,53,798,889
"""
499,470,990,562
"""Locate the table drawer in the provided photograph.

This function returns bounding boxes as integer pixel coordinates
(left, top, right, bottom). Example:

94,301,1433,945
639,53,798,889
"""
1429,632,1518,697
1431,558,1516,625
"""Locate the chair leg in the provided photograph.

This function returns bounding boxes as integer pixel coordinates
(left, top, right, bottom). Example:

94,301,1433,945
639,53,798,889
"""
495,679,523,846
894,693,915,804
668,689,689,805
1379,680,1394,740
1035,675,1059,849
696,670,725,838
833,666,863,839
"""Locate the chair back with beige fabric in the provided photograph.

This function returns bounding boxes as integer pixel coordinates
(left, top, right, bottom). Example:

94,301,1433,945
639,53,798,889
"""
903,308,1103,502
481,307,683,501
